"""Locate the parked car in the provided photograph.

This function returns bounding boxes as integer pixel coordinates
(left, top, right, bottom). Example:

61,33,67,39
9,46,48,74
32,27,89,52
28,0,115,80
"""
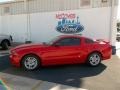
0,34,13,50
10,35,112,70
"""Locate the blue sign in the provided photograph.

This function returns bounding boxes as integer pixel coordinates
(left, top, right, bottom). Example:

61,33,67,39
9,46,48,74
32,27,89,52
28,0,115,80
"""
56,16,84,34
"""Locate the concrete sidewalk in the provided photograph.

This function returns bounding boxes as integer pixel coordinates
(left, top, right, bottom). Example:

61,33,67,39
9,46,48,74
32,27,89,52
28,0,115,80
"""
0,73,87,90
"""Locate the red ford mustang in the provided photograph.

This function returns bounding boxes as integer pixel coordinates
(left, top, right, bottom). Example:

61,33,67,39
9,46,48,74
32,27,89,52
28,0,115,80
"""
10,35,112,70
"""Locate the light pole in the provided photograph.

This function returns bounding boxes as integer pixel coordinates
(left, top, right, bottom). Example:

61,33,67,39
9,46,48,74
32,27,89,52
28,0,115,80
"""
24,0,31,43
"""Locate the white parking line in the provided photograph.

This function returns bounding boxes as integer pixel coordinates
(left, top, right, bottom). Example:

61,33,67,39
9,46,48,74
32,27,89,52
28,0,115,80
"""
0,53,9,57
0,50,9,56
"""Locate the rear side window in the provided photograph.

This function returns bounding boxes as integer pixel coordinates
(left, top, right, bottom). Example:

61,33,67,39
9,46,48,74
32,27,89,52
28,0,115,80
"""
85,38,94,44
56,38,81,46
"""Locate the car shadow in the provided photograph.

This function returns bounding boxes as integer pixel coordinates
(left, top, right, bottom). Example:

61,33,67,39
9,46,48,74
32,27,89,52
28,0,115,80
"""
0,55,107,88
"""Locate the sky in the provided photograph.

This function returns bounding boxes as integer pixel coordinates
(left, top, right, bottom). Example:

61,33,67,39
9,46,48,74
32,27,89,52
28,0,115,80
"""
0,0,13,2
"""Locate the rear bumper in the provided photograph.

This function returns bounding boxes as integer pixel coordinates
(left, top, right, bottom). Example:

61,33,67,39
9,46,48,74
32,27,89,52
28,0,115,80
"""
102,55,112,60
102,47,112,60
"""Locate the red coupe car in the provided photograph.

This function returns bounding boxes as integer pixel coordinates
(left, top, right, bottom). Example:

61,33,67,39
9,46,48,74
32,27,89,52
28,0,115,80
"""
10,35,112,70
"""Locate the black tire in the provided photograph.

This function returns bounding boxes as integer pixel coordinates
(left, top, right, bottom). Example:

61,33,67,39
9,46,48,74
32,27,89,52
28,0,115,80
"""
87,52,101,67
1,41,9,50
21,55,40,71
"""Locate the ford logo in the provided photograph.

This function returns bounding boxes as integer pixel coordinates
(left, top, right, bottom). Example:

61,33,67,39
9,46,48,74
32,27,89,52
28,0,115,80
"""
56,17,84,34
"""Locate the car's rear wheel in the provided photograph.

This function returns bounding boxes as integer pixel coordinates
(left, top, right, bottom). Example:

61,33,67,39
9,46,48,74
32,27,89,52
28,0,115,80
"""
87,52,101,67
21,55,40,71
1,40,9,50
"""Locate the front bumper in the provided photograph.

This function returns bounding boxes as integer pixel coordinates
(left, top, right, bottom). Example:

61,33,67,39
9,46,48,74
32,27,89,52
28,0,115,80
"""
10,54,21,67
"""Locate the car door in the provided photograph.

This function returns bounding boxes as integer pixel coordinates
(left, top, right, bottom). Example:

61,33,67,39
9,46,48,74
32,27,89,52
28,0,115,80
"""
41,37,82,66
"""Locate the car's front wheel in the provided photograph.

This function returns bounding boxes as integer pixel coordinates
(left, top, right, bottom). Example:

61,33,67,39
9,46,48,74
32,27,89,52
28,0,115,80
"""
21,55,40,71
87,52,101,67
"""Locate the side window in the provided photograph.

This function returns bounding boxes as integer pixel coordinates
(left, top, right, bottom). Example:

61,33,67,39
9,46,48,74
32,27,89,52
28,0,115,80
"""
85,38,94,44
56,38,80,46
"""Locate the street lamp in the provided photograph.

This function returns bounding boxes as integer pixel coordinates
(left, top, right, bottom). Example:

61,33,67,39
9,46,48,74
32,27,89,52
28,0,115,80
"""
24,0,32,43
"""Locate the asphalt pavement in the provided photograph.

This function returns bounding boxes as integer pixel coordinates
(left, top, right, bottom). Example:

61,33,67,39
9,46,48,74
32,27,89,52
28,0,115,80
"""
0,54,120,90
0,43,120,90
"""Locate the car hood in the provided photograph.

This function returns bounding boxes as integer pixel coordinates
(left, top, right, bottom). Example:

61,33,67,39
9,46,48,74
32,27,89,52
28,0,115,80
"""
11,43,47,51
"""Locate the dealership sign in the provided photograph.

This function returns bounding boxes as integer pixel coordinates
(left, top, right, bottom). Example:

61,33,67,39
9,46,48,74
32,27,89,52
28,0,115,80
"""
56,13,84,34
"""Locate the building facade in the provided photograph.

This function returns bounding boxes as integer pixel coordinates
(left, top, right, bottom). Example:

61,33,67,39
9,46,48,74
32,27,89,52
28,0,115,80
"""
0,0,118,47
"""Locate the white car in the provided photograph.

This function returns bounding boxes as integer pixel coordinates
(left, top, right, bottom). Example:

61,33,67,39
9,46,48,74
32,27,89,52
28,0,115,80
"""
0,34,13,50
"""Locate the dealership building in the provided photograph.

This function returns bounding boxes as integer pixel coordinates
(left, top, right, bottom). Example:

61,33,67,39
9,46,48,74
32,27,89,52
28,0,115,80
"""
0,0,118,48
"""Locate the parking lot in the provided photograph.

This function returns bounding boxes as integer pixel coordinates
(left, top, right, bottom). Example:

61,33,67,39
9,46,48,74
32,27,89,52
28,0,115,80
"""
0,43,120,90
